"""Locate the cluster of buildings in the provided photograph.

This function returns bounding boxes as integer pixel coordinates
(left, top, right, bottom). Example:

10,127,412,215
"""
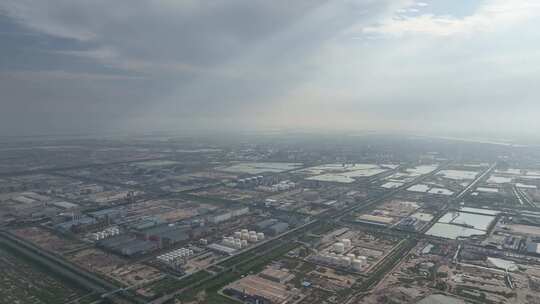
98,235,158,257
96,224,195,257
310,239,368,271
311,252,367,272
90,226,120,241
236,176,264,188
236,175,297,193
208,207,249,224
331,239,352,253
208,229,267,255
257,180,296,193
397,216,426,232
216,229,265,251
224,266,298,304
255,219,290,236
156,247,195,268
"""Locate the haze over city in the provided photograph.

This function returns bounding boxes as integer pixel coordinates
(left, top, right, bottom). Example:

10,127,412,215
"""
4,2,540,304
1,0,540,141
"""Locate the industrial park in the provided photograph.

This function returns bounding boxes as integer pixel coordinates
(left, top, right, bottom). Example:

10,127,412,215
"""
3,0,540,302
0,134,540,304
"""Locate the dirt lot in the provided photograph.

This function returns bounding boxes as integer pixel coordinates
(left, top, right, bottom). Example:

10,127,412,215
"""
12,227,83,254
67,248,163,287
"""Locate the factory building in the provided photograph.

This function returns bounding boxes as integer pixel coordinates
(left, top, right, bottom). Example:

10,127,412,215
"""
128,216,166,230
259,267,293,284
207,243,237,255
236,176,264,188
527,242,540,255
54,216,97,232
208,207,249,224
98,234,158,257
88,208,126,222
255,218,278,230
139,224,190,248
50,201,79,210
267,222,289,236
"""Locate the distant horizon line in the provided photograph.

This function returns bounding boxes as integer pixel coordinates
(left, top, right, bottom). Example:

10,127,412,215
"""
0,128,537,147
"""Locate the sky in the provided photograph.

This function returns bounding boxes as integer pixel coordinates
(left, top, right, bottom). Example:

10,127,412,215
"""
1,0,540,140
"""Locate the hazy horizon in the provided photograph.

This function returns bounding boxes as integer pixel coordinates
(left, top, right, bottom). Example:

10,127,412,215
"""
1,0,540,139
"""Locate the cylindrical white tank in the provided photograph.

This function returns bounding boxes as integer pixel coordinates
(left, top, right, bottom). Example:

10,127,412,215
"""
341,256,351,266
347,253,356,260
241,240,248,247
257,232,265,240
352,259,364,271
241,232,250,240
333,242,345,253
241,229,249,234
249,235,258,242
342,239,351,248
234,231,242,239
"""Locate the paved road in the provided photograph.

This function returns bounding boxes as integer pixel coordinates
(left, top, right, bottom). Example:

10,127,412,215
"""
455,162,497,200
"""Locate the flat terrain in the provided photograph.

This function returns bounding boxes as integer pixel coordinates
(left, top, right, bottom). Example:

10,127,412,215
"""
0,245,86,304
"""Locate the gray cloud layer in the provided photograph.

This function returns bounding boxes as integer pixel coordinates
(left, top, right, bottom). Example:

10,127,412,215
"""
1,0,540,140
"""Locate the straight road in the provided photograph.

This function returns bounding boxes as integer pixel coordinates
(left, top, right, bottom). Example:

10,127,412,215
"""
455,162,497,200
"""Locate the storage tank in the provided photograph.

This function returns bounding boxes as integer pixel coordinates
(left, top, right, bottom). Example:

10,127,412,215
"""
341,256,352,266
234,231,242,239
223,239,234,247
352,259,364,271
249,235,258,242
333,242,345,253
257,232,265,240
342,239,352,248
241,229,249,234
241,232,250,240
241,240,248,247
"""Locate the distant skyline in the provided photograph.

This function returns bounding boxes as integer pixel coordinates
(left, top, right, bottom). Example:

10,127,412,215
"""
1,1,540,140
